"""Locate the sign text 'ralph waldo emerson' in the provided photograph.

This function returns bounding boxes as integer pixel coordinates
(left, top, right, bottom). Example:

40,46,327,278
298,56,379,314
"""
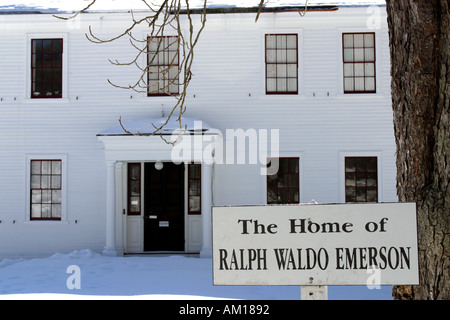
212,203,419,286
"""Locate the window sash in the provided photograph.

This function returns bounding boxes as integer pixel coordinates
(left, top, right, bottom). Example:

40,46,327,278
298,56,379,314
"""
342,33,376,93
188,164,201,214
127,163,142,215
345,157,378,203
30,160,62,220
265,34,298,94
31,39,63,98
147,36,180,96
267,158,299,204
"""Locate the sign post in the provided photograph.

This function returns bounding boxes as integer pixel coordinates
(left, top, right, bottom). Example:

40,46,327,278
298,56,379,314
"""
212,203,419,298
301,285,328,300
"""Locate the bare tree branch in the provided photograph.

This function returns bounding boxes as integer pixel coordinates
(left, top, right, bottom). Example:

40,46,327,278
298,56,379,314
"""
54,0,308,144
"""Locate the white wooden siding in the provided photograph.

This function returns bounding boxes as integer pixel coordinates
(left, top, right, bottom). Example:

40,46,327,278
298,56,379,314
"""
0,7,397,258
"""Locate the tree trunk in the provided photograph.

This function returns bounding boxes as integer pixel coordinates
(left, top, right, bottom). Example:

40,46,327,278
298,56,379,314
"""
385,0,449,300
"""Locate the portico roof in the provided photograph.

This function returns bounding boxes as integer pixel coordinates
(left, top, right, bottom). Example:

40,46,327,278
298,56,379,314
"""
97,116,216,136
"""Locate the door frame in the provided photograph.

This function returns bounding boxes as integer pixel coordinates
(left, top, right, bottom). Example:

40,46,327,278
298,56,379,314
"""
143,162,185,252
123,161,202,254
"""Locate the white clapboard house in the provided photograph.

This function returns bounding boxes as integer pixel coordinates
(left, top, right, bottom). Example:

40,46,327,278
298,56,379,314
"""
0,0,397,258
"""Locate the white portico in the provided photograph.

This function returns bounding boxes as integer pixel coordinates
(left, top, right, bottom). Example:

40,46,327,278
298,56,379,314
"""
97,116,220,257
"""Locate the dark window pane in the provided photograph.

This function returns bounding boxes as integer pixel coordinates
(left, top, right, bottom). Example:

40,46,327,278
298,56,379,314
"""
345,158,356,172
130,165,140,180
356,173,367,186
189,180,200,196
356,158,367,172
367,188,378,202
31,39,63,98
288,173,298,186
367,157,377,172
345,187,356,202
33,54,42,67
345,172,356,186
33,69,43,82
54,55,62,68
42,54,51,68
43,69,52,82
43,40,53,52
356,187,367,202
267,189,277,204
32,40,42,53
289,158,299,173
267,157,299,204
130,181,140,196
53,40,62,54
367,172,377,187
345,157,378,203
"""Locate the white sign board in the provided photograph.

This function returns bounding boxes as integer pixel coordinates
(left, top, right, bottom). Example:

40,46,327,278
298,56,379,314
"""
212,203,419,286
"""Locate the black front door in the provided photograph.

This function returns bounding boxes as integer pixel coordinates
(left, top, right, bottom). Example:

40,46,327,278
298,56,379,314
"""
144,162,185,251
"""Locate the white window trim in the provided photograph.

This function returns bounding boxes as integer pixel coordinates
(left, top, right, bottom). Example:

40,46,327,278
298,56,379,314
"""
24,33,69,103
338,151,383,203
262,152,304,204
24,154,68,223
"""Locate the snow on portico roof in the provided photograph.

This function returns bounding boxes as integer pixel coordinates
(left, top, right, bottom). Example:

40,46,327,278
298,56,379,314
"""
1,0,386,14
98,116,215,136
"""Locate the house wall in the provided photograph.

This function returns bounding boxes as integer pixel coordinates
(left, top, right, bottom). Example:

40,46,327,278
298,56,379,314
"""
0,6,397,258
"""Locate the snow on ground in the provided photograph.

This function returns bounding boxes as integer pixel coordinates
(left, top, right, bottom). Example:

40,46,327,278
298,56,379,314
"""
0,249,392,300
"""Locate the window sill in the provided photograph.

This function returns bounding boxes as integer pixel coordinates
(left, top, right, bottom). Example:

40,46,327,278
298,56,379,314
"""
22,97,70,104
23,220,69,225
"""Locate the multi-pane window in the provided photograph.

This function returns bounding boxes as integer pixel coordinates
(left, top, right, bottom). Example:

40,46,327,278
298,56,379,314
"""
267,158,299,204
128,163,141,215
343,33,376,93
147,36,180,96
30,160,62,220
188,164,201,214
31,39,63,98
265,34,298,94
345,157,378,203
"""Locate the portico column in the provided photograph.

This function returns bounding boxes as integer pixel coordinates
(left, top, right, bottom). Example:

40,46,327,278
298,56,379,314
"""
103,160,117,256
200,163,212,257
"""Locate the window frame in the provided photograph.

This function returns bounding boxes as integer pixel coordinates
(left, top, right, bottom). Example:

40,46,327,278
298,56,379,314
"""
127,163,142,216
26,34,68,101
339,152,383,203
147,35,180,97
344,156,378,203
342,32,376,94
188,163,201,215
265,34,299,95
25,154,68,222
30,38,64,99
266,157,300,205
